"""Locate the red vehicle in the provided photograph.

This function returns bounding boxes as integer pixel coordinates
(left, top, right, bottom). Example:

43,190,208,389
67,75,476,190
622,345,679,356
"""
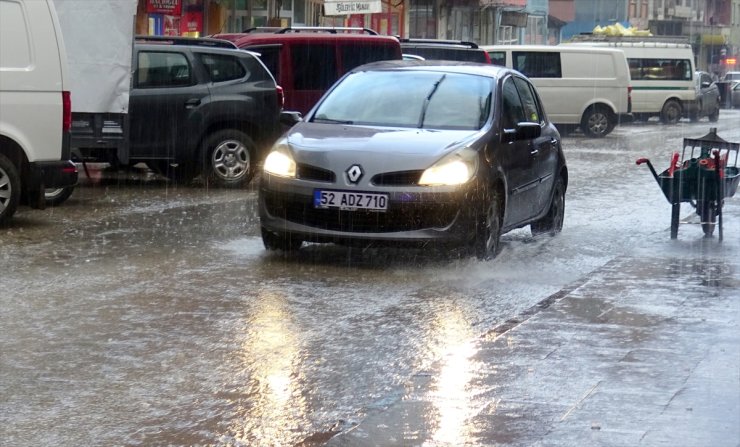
214,27,402,115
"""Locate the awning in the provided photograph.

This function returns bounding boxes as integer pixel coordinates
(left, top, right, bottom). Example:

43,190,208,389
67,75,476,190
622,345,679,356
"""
701,34,726,45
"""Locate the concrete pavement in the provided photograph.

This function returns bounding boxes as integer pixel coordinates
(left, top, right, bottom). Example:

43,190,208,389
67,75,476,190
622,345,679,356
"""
325,253,740,446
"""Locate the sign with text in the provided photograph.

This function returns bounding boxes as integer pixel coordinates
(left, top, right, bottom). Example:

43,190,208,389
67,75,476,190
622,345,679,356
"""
324,0,381,16
146,0,182,16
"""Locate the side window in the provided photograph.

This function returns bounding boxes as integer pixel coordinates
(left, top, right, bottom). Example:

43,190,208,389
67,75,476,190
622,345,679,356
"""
489,51,506,67
291,44,337,90
628,58,692,81
513,77,542,123
198,53,247,83
136,51,192,88
0,0,31,68
512,51,561,78
501,77,525,129
340,44,398,74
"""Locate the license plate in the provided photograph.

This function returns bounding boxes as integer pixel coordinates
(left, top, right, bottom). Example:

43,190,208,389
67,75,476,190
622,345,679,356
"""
313,189,388,211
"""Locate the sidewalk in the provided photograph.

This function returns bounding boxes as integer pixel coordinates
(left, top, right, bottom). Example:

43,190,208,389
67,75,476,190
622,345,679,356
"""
325,255,740,446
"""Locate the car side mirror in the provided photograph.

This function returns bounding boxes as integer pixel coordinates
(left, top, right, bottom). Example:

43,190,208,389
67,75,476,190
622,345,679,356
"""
280,111,302,127
516,122,541,140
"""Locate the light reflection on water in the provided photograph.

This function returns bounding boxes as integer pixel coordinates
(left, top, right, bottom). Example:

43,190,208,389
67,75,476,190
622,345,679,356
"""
226,288,307,445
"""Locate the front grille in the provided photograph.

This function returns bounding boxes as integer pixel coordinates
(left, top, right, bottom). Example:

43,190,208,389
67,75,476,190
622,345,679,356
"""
264,191,459,233
296,164,335,182
372,170,423,186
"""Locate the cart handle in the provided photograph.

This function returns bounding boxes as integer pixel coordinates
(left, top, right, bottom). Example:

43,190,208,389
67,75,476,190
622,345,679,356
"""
636,157,660,184
636,158,649,165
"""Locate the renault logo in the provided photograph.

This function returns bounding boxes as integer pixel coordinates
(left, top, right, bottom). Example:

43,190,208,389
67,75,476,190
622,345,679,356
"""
346,164,363,184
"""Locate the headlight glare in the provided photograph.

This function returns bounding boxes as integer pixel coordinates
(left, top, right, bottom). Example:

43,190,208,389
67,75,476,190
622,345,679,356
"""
263,148,296,178
419,149,478,186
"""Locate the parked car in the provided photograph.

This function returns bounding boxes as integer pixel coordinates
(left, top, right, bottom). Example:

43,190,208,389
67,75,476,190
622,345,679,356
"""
213,27,403,115
685,71,720,122
259,61,567,260
732,81,740,108
126,37,283,187
398,38,491,63
721,71,740,82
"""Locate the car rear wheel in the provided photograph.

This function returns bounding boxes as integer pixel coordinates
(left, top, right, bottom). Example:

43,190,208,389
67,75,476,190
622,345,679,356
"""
203,129,256,188
0,153,20,226
44,186,75,206
581,105,615,138
531,177,565,236
660,99,682,124
473,190,501,260
261,226,303,252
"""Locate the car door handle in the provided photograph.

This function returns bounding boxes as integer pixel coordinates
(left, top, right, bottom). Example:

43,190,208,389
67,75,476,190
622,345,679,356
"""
185,98,201,108
530,148,539,156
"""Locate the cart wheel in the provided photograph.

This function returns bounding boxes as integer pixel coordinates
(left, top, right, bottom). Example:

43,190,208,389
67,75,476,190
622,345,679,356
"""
698,201,716,237
670,203,680,239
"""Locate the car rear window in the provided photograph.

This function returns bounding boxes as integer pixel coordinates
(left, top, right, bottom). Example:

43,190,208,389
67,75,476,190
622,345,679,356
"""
198,53,246,82
136,51,192,88
512,51,561,78
313,71,492,130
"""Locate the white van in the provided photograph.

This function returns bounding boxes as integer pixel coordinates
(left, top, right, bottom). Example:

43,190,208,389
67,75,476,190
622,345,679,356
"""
481,45,631,138
0,0,77,224
561,38,695,124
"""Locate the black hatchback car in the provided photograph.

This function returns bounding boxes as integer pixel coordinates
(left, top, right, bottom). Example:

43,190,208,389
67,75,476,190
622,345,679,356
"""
259,61,567,259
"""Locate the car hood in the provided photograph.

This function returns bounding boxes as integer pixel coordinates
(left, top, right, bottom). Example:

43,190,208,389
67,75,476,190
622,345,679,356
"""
285,123,481,179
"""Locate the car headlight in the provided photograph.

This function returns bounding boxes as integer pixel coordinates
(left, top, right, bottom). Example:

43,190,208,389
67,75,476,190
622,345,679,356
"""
419,148,478,186
263,143,296,178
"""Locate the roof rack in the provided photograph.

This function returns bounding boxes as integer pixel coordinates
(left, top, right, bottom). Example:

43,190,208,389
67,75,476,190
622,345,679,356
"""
242,26,379,35
397,38,480,49
567,33,690,45
134,35,238,49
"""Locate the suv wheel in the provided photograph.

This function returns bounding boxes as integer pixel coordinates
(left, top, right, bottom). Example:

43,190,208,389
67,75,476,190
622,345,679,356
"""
203,129,256,188
0,153,21,226
581,105,614,138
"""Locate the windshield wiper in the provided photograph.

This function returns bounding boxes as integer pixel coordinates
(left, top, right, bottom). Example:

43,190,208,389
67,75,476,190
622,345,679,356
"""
313,115,354,124
418,74,446,128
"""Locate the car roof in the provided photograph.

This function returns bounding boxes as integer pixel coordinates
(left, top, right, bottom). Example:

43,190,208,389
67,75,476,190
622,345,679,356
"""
214,31,400,47
348,59,512,78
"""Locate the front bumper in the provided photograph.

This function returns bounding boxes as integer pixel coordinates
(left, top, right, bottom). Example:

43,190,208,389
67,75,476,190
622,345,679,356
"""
259,173,482,246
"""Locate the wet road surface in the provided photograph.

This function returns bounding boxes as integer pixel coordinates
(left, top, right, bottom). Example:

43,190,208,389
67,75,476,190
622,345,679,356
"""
2,113,740,445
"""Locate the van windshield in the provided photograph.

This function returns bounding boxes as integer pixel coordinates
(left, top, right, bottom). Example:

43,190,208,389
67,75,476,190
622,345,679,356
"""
312,70,492,130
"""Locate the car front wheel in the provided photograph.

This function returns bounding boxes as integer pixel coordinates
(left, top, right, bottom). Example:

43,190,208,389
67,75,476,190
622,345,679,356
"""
581,105,615,138
473,190,502,260
660,100,682,124
202,129,256,188
261,226,303,252
531,177,565,236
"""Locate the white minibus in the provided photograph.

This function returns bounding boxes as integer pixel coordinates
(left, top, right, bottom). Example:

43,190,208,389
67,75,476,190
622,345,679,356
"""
561,39,695,124
482,45,631,138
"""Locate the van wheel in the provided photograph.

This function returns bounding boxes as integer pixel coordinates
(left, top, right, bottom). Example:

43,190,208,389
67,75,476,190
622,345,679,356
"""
202,129,256,188
581,105,614,138
0,153,21,226
660,100,682,124
44,186,75,206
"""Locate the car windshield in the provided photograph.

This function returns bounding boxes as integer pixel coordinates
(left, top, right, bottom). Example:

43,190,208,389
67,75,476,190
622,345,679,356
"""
312,70,492,130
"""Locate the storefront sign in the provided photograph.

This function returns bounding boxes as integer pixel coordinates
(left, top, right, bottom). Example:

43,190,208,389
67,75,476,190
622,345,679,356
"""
180,11,203,36
324,0,382,16
146,0,182,15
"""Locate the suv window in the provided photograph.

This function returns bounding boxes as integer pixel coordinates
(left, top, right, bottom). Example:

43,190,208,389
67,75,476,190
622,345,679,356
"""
292,43,337,90
198,53,246,83
512,51,561,78
136,51,192,88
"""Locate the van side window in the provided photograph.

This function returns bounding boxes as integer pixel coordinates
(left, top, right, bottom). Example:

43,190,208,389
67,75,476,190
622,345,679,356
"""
501,77,525,129
248,45,281,81
628,58,692,81
198,53,246,83
340,44,397,73
512,51,561,78
512,76,541,123
291,44,337,90
489,51,506,67
137,52,192,88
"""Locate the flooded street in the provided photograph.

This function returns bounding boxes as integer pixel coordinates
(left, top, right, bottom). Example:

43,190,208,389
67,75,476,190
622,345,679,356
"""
2,113,740,446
